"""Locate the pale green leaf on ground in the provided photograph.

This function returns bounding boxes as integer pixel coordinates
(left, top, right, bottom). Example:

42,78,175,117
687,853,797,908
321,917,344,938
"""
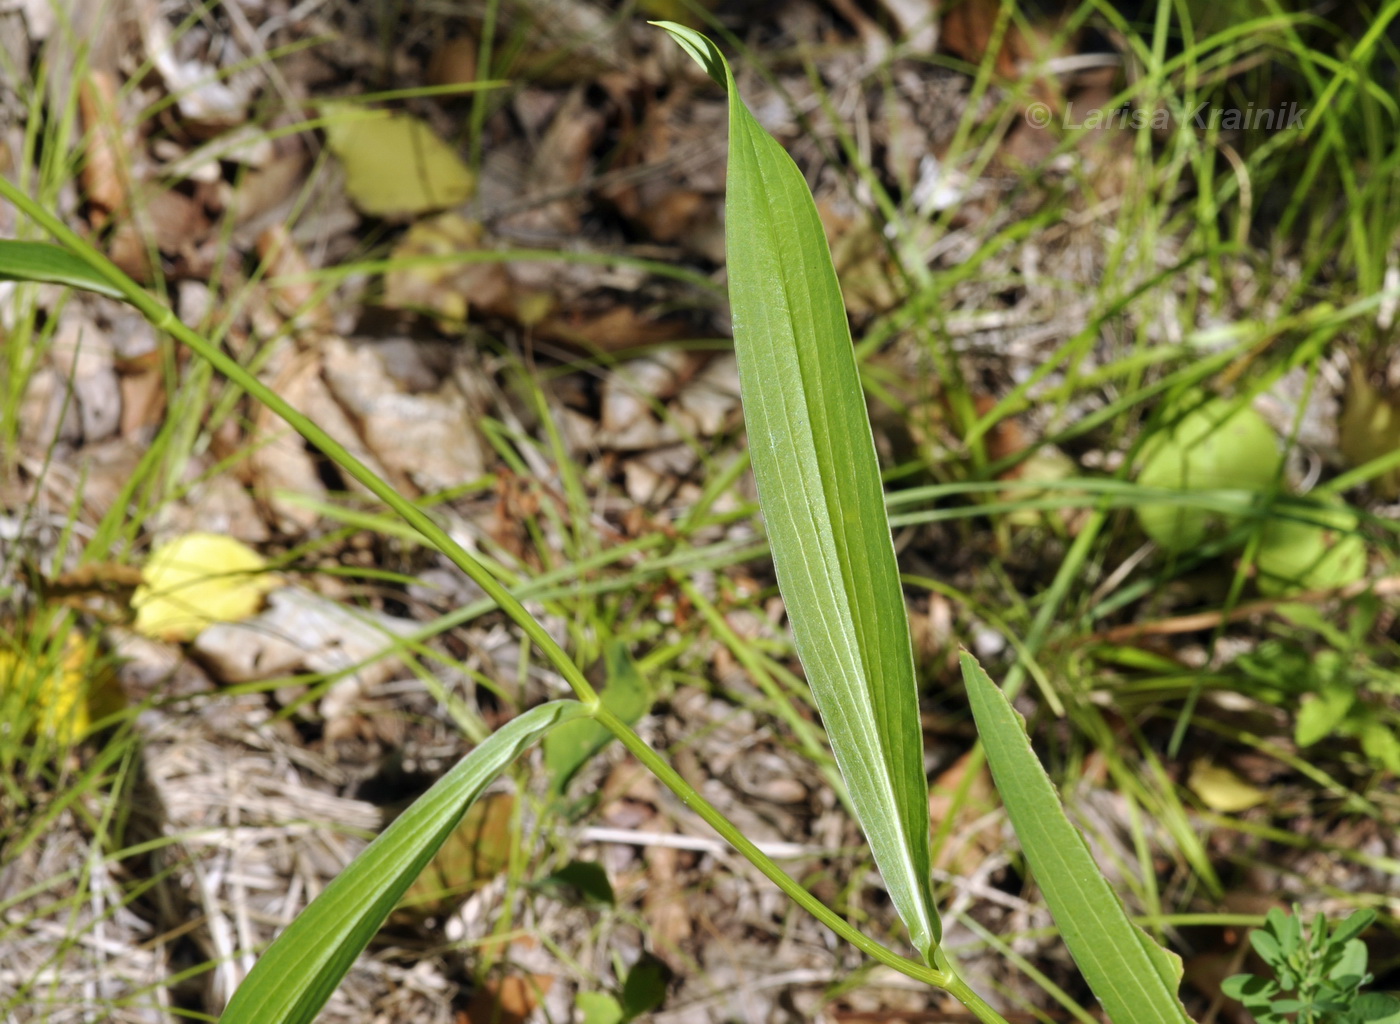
544,639,650,795
577,992,625,1024
1255,496,1368,595
1135,394,1281,551
1186,758,1267,813
322,104,475,217
962,652,1197,1024
656,22,940,961
1359,718,1400,774
0,240,125,298
1295,684,1355,747
219,700,590,1024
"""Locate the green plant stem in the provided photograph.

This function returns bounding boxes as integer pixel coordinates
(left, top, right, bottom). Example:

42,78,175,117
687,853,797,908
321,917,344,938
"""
591,707,956,993
1,181,1014,1024
942,971,1015,1024
931,946,1011,1024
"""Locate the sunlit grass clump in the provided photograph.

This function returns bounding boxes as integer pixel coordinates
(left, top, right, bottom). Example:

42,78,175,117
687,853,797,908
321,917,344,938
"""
0,606,119,758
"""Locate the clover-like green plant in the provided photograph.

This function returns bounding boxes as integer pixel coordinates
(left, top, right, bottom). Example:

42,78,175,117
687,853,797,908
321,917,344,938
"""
0,24,1206,1024
1223,906,1400,1024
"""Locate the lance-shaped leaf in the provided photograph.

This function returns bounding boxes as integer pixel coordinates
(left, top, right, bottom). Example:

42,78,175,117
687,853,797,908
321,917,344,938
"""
962,653,1197,1024
0,240,125,298
220,700,590,1024
656,23,940,960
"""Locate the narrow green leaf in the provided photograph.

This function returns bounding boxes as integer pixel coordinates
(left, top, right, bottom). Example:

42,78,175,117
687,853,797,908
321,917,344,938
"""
961,652,1196,1024
0,240,125,299
220,699,590,1024
396,791,514,917
656,23,940,960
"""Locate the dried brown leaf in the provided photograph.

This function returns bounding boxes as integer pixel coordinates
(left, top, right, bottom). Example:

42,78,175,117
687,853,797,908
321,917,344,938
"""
257,225,335,337
77,69,127,222
319,337,486,492
941,0,1066,111
427,35,478,87
928,750,1001,877
464,973,553,1024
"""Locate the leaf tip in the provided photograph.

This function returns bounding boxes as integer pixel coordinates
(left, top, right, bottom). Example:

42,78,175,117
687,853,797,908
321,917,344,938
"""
650,21,729,91
956,649,984,680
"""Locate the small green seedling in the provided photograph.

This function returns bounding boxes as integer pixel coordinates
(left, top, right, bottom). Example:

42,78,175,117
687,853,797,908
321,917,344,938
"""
575,953,669,1024
1223,906,1400,1024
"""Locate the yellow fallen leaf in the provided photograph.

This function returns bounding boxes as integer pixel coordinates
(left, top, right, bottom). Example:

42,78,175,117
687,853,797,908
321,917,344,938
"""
1187,758,1267,813
133,533,279,641
322,105,475,217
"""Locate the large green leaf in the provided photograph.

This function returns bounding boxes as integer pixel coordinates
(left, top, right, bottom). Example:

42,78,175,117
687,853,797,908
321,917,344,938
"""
657,24,940,961
961,653,1197,1024
219,700,589,1024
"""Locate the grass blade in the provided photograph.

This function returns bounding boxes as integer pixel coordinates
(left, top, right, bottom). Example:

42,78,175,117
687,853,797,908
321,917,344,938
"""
219,699,589,1024
656,23,940,961
961,652,1196,1024
0,240,126,299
